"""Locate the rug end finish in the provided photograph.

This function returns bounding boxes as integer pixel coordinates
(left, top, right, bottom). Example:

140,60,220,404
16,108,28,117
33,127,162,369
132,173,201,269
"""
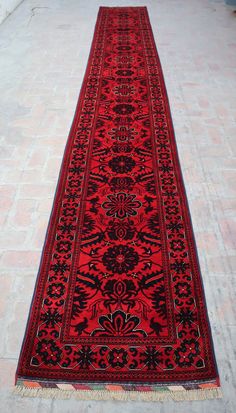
13,382,222,402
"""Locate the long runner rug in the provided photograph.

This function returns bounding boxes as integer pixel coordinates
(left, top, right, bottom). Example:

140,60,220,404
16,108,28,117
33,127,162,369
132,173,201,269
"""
15,6,221,401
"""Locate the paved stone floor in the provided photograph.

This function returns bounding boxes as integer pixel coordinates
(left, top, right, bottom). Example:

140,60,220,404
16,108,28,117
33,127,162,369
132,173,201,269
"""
0,0,235,411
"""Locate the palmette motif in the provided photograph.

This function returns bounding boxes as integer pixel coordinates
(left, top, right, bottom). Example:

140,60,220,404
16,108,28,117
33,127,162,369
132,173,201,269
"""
17,7,218,386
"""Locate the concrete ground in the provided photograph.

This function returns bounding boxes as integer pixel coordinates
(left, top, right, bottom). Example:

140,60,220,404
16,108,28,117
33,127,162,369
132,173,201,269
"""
0,0,235,411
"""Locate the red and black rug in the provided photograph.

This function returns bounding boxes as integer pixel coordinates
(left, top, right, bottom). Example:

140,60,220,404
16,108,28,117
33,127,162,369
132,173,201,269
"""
15,6,221,401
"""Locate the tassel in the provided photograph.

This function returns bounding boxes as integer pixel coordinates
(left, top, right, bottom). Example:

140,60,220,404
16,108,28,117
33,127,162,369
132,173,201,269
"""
13,386,222,402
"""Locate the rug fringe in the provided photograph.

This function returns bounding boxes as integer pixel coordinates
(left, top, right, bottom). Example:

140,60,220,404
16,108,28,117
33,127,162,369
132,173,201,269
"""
13,386,222,402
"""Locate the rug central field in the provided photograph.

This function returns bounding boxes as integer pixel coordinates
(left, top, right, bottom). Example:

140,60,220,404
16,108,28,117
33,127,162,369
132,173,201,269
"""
16,6,221,401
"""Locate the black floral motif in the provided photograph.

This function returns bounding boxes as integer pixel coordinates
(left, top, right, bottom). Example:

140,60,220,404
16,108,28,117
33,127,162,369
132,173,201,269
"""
140,128,149,139
50,260,70,275
175,282,191,298
170,239,185,252
112,142,133,153
40,309,62,328
116,69,134,76
74,318,88,335
69,165,84,175
150,317,164,335
145,179,156,195
102,193,141,219
87,180,99,196
108,348,128,368
82,214,96,235
109,177,134,191
175,308,197,328
147,213,160,235
167,220,184,234
58,223,76,236
140,346,162,370
171,259,190,274
109,126,137,142
107,220,135,240
175,339,200,367
103,279,137,310
47,283,65,299
64,192,79,202
91,310,147,337
143,139,152,151
151,285,167,319
56,241,71,254
72,285,90,319
74,345,97,368
36,339,62,366
93,138,102,149
109,156,135,174
165,206,179,216
102,245,139,274
113,104,135,115
62,207,76,217
114,116,133,126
